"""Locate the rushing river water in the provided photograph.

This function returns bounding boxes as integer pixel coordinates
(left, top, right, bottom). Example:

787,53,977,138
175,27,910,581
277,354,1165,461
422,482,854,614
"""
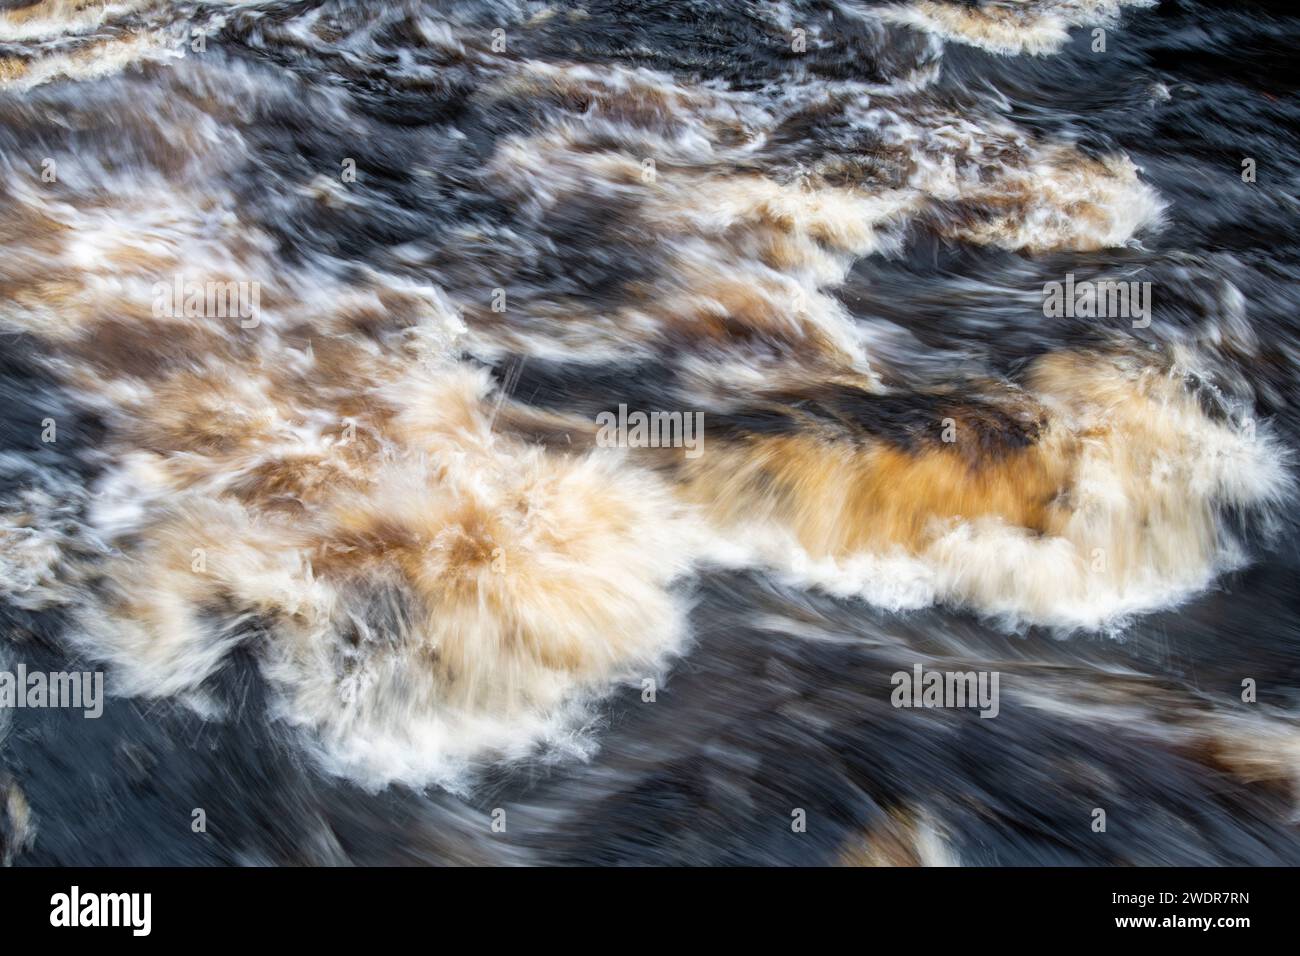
0,0,1297,865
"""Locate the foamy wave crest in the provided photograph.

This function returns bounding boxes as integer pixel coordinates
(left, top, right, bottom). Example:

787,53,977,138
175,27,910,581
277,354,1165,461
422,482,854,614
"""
464,58,1165,375
0,0,157,43
67,365,694,790
684,351,1289,631
0,53,700,786
876,0,1158,57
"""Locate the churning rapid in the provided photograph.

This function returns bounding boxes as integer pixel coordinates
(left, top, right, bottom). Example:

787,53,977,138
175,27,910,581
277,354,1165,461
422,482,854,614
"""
0,0,1297,866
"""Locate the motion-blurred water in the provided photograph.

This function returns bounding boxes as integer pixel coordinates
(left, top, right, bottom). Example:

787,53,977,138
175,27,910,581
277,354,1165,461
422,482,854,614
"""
0,0,1297,865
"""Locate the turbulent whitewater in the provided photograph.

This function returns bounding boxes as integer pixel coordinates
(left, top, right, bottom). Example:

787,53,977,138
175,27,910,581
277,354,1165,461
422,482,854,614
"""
0,0,1297,865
